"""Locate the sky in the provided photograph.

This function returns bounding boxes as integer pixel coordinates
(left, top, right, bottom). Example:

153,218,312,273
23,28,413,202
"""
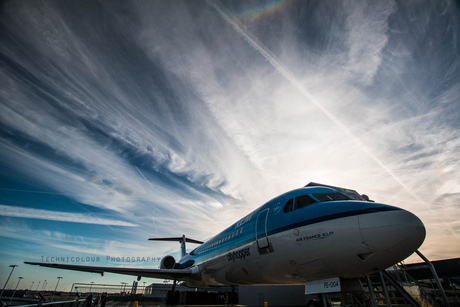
1,0,460,292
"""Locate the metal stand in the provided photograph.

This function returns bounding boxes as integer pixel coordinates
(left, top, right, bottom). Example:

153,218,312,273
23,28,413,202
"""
366,275,378,307
379,271,392,307
381,270,421,307
416,250,450,307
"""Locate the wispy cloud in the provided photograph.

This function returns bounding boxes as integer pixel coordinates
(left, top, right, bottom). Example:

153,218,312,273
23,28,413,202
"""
0,205,138,227
0,2,459,289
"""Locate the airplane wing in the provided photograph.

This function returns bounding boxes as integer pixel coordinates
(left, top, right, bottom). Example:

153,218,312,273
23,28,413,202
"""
24,262,192,280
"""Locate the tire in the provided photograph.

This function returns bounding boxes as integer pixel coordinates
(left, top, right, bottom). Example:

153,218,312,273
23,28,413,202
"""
307,299,321,307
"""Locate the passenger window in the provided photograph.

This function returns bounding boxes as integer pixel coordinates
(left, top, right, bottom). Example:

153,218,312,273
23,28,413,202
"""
283,199,293,213
295,195,315,210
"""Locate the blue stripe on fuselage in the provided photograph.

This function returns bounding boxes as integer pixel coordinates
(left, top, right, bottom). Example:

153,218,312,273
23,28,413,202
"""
267,206,400,237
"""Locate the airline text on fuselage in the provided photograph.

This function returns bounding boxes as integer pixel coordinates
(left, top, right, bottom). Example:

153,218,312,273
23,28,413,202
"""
235,212,254,228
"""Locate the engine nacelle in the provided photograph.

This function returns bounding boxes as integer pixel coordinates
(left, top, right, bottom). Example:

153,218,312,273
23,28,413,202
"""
160,255,177,269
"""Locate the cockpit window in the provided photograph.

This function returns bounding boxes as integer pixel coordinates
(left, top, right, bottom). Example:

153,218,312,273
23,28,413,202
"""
283,198,293,213
295,195,316,210
284,195,317,213
312,193,351,202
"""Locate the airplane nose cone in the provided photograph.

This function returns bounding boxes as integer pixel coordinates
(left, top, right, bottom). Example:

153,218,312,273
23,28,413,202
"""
359,205,426,257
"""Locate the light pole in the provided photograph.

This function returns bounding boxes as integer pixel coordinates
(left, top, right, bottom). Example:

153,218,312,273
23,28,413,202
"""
89,282,94,292
1,264,18,297
36,281,41,291
30,281,34,290
41,280,47,291
51,277,62,301
9,277,23,304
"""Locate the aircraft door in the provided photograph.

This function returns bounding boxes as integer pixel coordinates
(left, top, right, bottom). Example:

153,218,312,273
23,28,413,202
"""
256,209,269,249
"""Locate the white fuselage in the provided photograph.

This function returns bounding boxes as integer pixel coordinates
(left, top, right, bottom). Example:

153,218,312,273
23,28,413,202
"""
181,187,425,288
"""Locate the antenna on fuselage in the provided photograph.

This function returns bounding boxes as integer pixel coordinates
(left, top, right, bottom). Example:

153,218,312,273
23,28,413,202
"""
148,235,204,258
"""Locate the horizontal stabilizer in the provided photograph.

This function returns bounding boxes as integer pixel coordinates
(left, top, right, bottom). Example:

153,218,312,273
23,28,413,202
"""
149,235,203,258
148,237,204,244
24,262,192,280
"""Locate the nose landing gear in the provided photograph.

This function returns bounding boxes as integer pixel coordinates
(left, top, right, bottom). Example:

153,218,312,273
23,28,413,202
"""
225,286,238,305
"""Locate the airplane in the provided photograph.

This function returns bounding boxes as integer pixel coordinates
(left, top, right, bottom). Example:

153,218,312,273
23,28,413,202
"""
26,182,425,301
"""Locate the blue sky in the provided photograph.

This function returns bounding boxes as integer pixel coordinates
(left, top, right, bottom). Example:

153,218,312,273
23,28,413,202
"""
1,0,459,291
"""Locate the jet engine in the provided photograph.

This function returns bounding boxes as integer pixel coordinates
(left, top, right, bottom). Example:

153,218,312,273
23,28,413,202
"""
160,255,177,269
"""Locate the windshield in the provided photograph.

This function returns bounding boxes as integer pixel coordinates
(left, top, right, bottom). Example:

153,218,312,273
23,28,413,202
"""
311,193,351,202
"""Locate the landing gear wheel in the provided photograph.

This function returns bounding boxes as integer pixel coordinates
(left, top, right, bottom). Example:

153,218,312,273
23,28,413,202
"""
233,292,238,305
307,299,321,307
224,291,238,305
224,291,231,305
